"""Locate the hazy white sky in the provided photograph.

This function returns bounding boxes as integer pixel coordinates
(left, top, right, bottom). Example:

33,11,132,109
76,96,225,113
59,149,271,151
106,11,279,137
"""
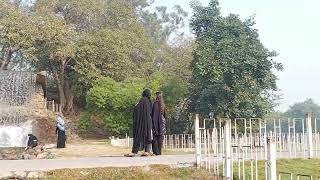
154,0,320,112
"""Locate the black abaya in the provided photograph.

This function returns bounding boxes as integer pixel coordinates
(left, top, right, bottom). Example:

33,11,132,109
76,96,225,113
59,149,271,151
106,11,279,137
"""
132,97,153,153
151,101,167,155
56,127,66,148
27,134,38,148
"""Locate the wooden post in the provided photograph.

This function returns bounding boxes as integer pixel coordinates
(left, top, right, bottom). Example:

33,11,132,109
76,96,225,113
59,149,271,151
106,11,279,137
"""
306,113,314,158
195,114,201,168
267,138,277,180
224,119,232,179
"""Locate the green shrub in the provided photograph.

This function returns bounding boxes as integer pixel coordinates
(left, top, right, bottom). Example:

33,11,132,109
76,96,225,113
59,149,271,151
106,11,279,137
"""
86,77,145,136
77,113,93,133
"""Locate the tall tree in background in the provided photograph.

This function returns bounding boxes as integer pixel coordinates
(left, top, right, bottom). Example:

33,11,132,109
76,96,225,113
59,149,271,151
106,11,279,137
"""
189,0,283,118
140,5,188,44
285,99,320,118
0,0,37,70
136,2,192,133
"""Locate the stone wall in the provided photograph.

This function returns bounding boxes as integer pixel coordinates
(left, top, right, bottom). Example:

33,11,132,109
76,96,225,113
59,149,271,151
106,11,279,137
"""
28,84,46,110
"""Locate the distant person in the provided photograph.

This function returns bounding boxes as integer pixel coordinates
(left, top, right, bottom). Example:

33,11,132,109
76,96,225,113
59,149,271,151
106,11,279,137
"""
25,134,38,150
56,114,66,148
126,89,153,157
151,92,167,155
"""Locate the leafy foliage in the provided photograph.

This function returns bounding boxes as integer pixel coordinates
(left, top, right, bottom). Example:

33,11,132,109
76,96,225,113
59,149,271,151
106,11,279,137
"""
86,77,145,135
277,99,320,133
76,28,154,83
285,99,320,118
84,69,179,135
29,0,156,113
140,4,188,44
189,0,282,118
0,0,38,70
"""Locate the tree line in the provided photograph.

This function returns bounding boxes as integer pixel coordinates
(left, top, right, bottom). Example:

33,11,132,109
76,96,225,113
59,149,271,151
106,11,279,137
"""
0,0,282,136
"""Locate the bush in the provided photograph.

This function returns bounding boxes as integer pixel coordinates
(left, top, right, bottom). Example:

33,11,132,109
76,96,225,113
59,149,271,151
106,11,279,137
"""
82,75,190,136
85,77,145,136
77,113,93,133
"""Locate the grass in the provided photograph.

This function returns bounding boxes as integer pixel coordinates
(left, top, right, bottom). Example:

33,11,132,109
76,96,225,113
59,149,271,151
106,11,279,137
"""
231,159,320,179
46,165,218,180
41,159,320,180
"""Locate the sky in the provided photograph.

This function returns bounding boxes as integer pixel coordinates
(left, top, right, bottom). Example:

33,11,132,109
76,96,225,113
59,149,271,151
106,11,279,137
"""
153,0,320,112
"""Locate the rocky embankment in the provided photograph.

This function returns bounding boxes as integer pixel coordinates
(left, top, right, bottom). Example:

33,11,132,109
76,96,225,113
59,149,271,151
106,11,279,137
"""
0,147,54,160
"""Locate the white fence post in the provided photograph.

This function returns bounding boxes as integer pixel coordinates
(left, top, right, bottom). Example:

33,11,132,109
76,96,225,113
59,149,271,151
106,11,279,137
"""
224,119,232,179
267,138,277,180
306,113,314,159
195,114,201,168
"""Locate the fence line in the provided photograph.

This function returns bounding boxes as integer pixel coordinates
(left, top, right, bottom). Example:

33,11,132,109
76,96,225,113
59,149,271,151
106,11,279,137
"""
111,134,195,151
195,114,320,179
111,121,320,155
44,99,62,113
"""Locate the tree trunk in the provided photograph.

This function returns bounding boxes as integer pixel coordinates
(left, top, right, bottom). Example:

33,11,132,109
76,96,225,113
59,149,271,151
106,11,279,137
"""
65,94,74,114
0,48,13,70
53,61,66,113
64,79,74,114
52,58,76,114
55,72,66,111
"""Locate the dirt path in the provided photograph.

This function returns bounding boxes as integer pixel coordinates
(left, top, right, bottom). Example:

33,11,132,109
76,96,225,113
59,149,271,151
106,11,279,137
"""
46,140,192,158
0,155,195,172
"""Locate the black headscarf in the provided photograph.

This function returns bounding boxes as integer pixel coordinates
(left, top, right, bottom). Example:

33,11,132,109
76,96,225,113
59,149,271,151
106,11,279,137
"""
142,89,151,101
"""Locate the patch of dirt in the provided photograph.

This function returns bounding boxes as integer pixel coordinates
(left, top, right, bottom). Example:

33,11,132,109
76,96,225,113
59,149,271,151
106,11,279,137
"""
48,140,131,158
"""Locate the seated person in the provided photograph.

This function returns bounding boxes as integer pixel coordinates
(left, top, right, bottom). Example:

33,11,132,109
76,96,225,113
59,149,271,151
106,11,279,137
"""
25,134,38,150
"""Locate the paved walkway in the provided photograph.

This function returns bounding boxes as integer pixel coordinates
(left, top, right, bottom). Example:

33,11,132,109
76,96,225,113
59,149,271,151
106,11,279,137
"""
0,155,195,172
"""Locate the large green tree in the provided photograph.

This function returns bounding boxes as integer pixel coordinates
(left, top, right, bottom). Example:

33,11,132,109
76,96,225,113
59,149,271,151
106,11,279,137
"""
189,0,282,118
30,0,155,113
0,0,37,70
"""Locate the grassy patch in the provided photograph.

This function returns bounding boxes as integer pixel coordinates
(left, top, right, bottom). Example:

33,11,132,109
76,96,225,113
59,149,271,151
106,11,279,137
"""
231,159,320,179
46,165,218,180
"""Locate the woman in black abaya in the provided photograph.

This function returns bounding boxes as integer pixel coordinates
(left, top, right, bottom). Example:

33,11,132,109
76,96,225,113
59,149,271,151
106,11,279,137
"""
151,92,167,155
126,89,153,157
56,115,66,148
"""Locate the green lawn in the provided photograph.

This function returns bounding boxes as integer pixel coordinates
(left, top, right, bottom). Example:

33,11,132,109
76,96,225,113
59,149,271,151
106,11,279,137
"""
44,159,320,180
231,159,320,179
46,165,219,180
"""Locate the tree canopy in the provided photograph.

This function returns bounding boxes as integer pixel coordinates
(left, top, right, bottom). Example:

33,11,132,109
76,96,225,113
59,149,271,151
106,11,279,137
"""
0,0,286,135
188,0,282,118
285,99,320,118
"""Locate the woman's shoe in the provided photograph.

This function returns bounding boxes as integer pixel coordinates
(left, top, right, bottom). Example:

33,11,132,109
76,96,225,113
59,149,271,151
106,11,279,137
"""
124,153,138,157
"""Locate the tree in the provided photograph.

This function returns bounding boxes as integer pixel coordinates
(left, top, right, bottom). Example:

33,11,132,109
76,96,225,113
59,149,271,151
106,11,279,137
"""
76,27,154,83
139,4,188,44
285,99,320,118
189,0,282,118
158,39,194,133
0,0,37,70
265,99,320,133
31,4,78,112
31,0,155,113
